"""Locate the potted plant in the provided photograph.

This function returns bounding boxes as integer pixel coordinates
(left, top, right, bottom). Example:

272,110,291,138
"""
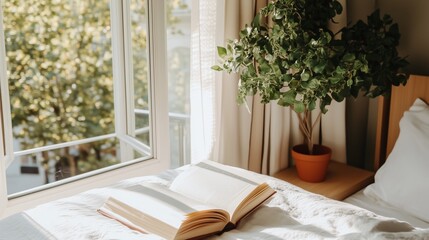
212,0,408,182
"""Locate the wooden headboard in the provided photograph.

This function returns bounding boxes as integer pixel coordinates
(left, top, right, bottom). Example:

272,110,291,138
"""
374,75,429,170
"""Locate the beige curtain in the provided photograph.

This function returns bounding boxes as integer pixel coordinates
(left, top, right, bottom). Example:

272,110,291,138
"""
213,0,271,171
192,0,349,174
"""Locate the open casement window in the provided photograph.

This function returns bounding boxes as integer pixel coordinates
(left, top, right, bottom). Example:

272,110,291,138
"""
0,0,192,212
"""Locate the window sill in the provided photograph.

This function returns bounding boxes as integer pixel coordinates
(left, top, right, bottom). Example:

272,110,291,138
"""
1,158,167,219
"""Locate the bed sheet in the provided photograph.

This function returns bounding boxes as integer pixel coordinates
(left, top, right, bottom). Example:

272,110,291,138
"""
344,188,429,229
1,164,428,240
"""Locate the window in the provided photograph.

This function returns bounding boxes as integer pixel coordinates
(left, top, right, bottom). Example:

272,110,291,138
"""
0,0,184,201
3,0,123,196
166,0,191,168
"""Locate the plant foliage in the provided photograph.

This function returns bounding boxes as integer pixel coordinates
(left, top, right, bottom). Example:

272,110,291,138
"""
213,0,408,154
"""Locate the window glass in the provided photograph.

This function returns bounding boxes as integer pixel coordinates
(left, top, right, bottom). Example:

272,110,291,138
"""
130,0,150,146
166,0,191,168
1,0,190,196
4,0,114,150
2,0,152,196
7,137,119,195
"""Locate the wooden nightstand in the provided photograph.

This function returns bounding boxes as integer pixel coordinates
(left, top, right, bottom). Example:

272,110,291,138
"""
274,161,374,200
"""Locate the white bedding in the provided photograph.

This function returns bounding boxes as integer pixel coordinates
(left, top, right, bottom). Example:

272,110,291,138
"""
2,163,429,240
345,189,429,229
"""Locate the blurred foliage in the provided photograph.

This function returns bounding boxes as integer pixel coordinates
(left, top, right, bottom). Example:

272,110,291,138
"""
3,0,189,182
4,0,114,149
168,48,190,114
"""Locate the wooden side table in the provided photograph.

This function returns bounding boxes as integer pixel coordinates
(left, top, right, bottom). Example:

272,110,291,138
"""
273,161,374,200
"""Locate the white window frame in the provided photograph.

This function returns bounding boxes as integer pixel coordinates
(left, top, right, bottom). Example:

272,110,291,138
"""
0,0,170,218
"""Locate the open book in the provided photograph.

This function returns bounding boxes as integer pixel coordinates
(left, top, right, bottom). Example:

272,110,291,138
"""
98,160,276,240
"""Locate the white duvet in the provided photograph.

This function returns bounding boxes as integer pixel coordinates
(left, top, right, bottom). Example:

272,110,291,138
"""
18,165,429,239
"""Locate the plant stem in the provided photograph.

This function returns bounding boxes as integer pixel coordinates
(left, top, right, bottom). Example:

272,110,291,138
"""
295,110,322,155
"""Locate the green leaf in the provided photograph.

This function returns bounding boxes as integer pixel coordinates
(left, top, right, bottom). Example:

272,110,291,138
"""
217,46,227,58
239,29,247,38
313,63,326,73
294,101,305,113
333,1,343,14
301,71,310,81
335,66,346,75
247,64,256,75
272,64,281,75
309,100,316,111
289,79,299,88
269,90,280,101
227,44,233,53
211,65,222,71
308,78,319,89
259,63,271,73
301,82,310,89
342,53,355,62
324,32,332,43
252,13,261,28
329,76,342,84
332,90,346,102
353,60,363,69
278,97,289,107
283,74,292,82
283,90,296,104
321,96,332,114
321,106,328,114
361,64,369,73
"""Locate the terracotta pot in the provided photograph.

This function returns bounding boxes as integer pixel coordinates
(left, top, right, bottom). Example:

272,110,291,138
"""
291,144,332,183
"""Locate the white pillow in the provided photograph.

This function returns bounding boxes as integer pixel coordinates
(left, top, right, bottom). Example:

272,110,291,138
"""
364,98,429,222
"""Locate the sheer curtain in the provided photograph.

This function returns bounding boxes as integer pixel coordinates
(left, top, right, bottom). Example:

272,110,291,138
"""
190,0,218,164
191,0,348,174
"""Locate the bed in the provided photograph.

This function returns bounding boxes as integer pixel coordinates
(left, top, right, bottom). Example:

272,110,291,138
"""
1,75,428,239
344,74,429,230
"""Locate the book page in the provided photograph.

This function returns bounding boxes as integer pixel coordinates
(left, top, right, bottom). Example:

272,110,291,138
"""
99,182,229,238
170,161,269,218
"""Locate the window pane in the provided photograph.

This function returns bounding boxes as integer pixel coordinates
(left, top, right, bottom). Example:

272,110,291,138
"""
6,137,120,195
2,0,154,196
4,0,114,150
131,0,149,127
127,0,153,155
166,0,191,168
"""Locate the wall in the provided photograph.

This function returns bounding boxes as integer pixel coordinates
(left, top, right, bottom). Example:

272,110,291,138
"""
377,0,429,75
345,0,376,169
346,0,428,169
